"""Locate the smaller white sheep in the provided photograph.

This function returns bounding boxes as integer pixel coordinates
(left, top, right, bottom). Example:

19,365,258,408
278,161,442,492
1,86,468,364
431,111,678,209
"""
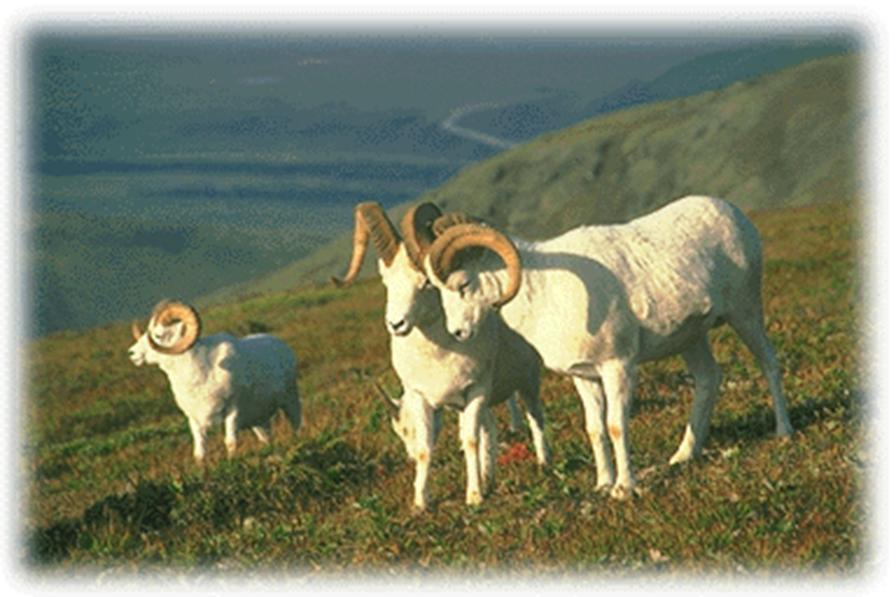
128,300,302,462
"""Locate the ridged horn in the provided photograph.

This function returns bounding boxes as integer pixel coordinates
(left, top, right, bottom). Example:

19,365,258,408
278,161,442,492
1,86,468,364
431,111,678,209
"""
372,381,401,419
146,300,202,355
431,211,484,237
399,202,442,271
426,223,522,309
331,202,401,287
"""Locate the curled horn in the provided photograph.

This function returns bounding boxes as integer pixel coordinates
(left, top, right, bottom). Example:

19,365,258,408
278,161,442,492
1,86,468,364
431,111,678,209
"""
426,223,522,309
131,321,143,341
372,381,401,419
431,211,485,237
331,202,401,287
399,202,442,271
146,300,202,355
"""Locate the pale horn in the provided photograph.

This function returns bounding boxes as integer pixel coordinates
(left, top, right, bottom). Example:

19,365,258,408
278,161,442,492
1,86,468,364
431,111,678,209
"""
332,202,401,287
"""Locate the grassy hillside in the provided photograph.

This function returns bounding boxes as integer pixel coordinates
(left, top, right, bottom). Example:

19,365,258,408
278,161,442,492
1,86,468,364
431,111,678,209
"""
26,199,863,574
233,53,861,297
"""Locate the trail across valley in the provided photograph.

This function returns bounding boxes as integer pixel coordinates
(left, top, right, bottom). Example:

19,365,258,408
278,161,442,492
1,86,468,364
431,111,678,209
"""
440,102,517,150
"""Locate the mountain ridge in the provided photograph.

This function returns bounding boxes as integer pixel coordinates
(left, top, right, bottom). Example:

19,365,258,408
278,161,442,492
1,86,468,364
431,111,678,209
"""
211,52,860,302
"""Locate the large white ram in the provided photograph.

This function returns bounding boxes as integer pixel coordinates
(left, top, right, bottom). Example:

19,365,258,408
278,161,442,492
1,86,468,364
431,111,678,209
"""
128,301,302,462
333,202,549,509
424,195,794,500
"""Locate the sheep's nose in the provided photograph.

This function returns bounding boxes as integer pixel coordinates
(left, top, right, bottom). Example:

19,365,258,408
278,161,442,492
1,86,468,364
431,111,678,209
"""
389,319,409,334
452,329,467,341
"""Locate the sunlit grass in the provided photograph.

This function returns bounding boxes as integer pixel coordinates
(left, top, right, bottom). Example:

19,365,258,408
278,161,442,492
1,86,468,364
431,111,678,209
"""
25,200,863,575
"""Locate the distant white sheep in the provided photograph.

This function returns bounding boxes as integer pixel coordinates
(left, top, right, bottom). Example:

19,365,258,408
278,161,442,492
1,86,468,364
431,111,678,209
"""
334,202,549,509
128,300,302,462
424,195,794,500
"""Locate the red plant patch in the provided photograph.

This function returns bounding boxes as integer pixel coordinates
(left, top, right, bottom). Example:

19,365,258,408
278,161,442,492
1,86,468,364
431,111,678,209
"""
498,442,533,466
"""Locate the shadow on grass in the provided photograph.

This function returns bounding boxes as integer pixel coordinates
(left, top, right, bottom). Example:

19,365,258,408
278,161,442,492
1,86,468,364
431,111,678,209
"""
710,384,859,445
28,433,379,566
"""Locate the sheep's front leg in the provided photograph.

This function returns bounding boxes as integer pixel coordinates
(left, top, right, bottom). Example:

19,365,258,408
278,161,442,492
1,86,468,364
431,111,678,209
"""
412,444,432,511
412,399,437,511
224,409,239,458
599,359,637,500
188,417,209,463
572,377,614,491
459,391,487,506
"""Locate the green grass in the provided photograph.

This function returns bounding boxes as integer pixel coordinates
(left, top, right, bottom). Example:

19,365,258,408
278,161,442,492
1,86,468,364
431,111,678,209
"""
25,200,863,576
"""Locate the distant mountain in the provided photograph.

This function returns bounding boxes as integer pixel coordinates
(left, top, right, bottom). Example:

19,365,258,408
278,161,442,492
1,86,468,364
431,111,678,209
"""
224,53,860,298
29,37,860,335
459,40,853,143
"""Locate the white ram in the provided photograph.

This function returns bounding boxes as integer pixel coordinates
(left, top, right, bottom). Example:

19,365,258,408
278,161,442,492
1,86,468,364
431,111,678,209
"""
333,202,549,509
424,195,794,500
128,300,302,462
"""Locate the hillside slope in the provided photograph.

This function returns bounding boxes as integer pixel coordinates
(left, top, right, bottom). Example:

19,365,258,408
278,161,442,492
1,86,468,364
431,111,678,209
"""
463,39,851,142
27,200,862,571
224,53,860,299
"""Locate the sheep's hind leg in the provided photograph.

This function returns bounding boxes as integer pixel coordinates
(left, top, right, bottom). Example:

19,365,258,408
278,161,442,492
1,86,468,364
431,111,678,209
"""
518,389,551,469
669,334,722,465
478,407,498,494
282,387,303,433
729,310,795,438
572,376,614,492
507,395,525,433
252,422,272,446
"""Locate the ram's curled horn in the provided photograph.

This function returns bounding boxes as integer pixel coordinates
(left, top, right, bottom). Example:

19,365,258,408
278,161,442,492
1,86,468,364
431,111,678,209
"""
426,223,523,309
431,211,485,237
146,300,202,355
399,202,442,271
372,380,401,419
331,202,401,287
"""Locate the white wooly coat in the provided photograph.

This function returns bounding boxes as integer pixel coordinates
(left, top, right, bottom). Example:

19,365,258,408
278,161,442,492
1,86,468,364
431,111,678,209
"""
381,244,549,510
129,327,302,462
427,195,794,499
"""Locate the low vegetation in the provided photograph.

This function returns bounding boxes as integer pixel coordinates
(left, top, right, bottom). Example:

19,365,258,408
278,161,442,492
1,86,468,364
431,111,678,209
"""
25,200,863,577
